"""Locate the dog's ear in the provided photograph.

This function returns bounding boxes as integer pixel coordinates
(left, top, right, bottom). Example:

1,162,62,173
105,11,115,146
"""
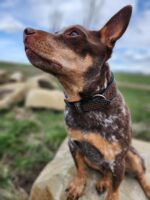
100,5,132,48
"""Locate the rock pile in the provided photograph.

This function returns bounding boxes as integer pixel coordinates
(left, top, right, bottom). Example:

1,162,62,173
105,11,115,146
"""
0,70,65,111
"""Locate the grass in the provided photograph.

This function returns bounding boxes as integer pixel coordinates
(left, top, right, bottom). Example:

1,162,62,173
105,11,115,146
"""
0,61,150,199
0,61,40,76
115,72,150,85
0,109,66,199
119,87,150,123
119,87,150,140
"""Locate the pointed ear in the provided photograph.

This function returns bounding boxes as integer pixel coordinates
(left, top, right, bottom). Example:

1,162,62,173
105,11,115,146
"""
100,5,132,48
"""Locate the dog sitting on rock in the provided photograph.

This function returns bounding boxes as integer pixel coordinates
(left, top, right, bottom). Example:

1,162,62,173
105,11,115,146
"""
24,5,150,200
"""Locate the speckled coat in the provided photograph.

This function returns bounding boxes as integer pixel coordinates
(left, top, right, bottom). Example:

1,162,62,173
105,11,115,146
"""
24,4,150,200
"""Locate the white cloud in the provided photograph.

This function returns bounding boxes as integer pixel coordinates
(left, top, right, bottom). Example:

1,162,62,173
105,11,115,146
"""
110,48,150,74
0,15,25,33
0,0,149,73
26,0,82,29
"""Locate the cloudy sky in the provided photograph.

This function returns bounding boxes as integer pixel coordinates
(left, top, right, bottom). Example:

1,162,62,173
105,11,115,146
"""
0,0,150,74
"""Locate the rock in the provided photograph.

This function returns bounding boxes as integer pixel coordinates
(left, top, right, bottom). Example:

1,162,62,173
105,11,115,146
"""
0,69,9,84
9,71,25,82
27,74,57,91
25,89,65,110
0,83,27,109
30,139,150,200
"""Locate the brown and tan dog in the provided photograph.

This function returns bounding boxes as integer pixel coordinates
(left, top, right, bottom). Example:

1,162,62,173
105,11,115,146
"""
24,5,150,200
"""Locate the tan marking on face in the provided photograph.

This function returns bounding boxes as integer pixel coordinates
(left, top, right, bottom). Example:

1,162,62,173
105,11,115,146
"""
59,54,93,101
69,128,121,161
39,35,93,101
25,29,93,101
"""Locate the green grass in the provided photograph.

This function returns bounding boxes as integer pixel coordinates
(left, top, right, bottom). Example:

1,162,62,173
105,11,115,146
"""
119,87,150,140
115,72,150,85
0,109,66,198
0,61,40,76
120,87,150,123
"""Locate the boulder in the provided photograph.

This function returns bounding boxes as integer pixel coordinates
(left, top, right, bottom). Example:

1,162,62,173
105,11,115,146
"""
9,71,25,82
26,74,57,91
25,89,65,110
30,139,150,200
0,83,27,109
0,69,9,84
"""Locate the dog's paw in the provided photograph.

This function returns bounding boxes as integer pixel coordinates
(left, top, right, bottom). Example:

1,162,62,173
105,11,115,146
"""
96,177,109,194
66,177,86,200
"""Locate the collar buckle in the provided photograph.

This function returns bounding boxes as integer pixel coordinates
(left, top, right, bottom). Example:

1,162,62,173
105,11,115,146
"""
92,93,111,105
74,102,82,113
93,94,106,100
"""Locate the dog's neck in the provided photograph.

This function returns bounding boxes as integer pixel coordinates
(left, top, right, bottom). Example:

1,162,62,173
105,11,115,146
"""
79,63,112,100
59,63,112,102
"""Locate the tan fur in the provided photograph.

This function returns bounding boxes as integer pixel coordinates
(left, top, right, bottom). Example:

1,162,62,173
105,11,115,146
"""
125,150,144,174
59,54,93,101
101,174,120,200
106,189,119,200
84,157,102,171
96,175,110,193
69,128,121,161
125,151,150,198
67,151,87,199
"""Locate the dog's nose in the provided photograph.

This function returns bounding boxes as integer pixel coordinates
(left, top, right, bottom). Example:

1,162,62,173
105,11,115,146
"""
24,28,36,35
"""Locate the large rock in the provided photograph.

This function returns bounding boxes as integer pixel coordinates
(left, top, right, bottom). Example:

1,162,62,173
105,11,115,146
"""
0,70,25,84
9,71,25,82
25,89,65,110
26,75,57,91
30,139,150,200
0,83,27,109
0,69,9,84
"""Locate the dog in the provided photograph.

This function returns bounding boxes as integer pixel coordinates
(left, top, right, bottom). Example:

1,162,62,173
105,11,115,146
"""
24,5,150,200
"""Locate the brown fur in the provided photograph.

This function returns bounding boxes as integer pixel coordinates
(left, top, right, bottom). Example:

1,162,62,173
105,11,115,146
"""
24,5,150,200
69,128,121,161
96,175,110,193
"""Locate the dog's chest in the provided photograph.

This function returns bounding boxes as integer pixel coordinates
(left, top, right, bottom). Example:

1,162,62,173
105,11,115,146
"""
68,127,121,161
65,102,131,169
68,128,122,173
65,104,130,143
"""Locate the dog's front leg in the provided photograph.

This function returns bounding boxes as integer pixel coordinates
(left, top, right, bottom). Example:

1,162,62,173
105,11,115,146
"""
105,156,125,200
66,139,87,200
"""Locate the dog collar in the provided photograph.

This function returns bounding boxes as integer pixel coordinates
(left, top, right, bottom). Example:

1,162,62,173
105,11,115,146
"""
64,73,116,113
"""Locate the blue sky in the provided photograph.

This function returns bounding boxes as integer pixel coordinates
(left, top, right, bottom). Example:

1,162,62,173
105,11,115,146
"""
0,0,150,74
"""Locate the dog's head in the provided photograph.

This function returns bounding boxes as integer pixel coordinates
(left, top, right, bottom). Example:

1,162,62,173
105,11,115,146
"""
24,5,132,100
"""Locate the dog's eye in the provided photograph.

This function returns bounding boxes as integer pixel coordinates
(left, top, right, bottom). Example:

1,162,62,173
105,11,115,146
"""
69,31,80,37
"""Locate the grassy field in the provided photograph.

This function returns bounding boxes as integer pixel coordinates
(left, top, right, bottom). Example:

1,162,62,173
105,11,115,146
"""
115,72,150,85
0,61,150,200
0,110,66,199
0,61,39,76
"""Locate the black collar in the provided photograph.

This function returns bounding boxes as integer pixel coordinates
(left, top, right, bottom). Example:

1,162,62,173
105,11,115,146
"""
64,73,116,113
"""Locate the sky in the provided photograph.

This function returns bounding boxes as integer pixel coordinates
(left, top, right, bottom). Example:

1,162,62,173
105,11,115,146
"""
0,0,150,74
